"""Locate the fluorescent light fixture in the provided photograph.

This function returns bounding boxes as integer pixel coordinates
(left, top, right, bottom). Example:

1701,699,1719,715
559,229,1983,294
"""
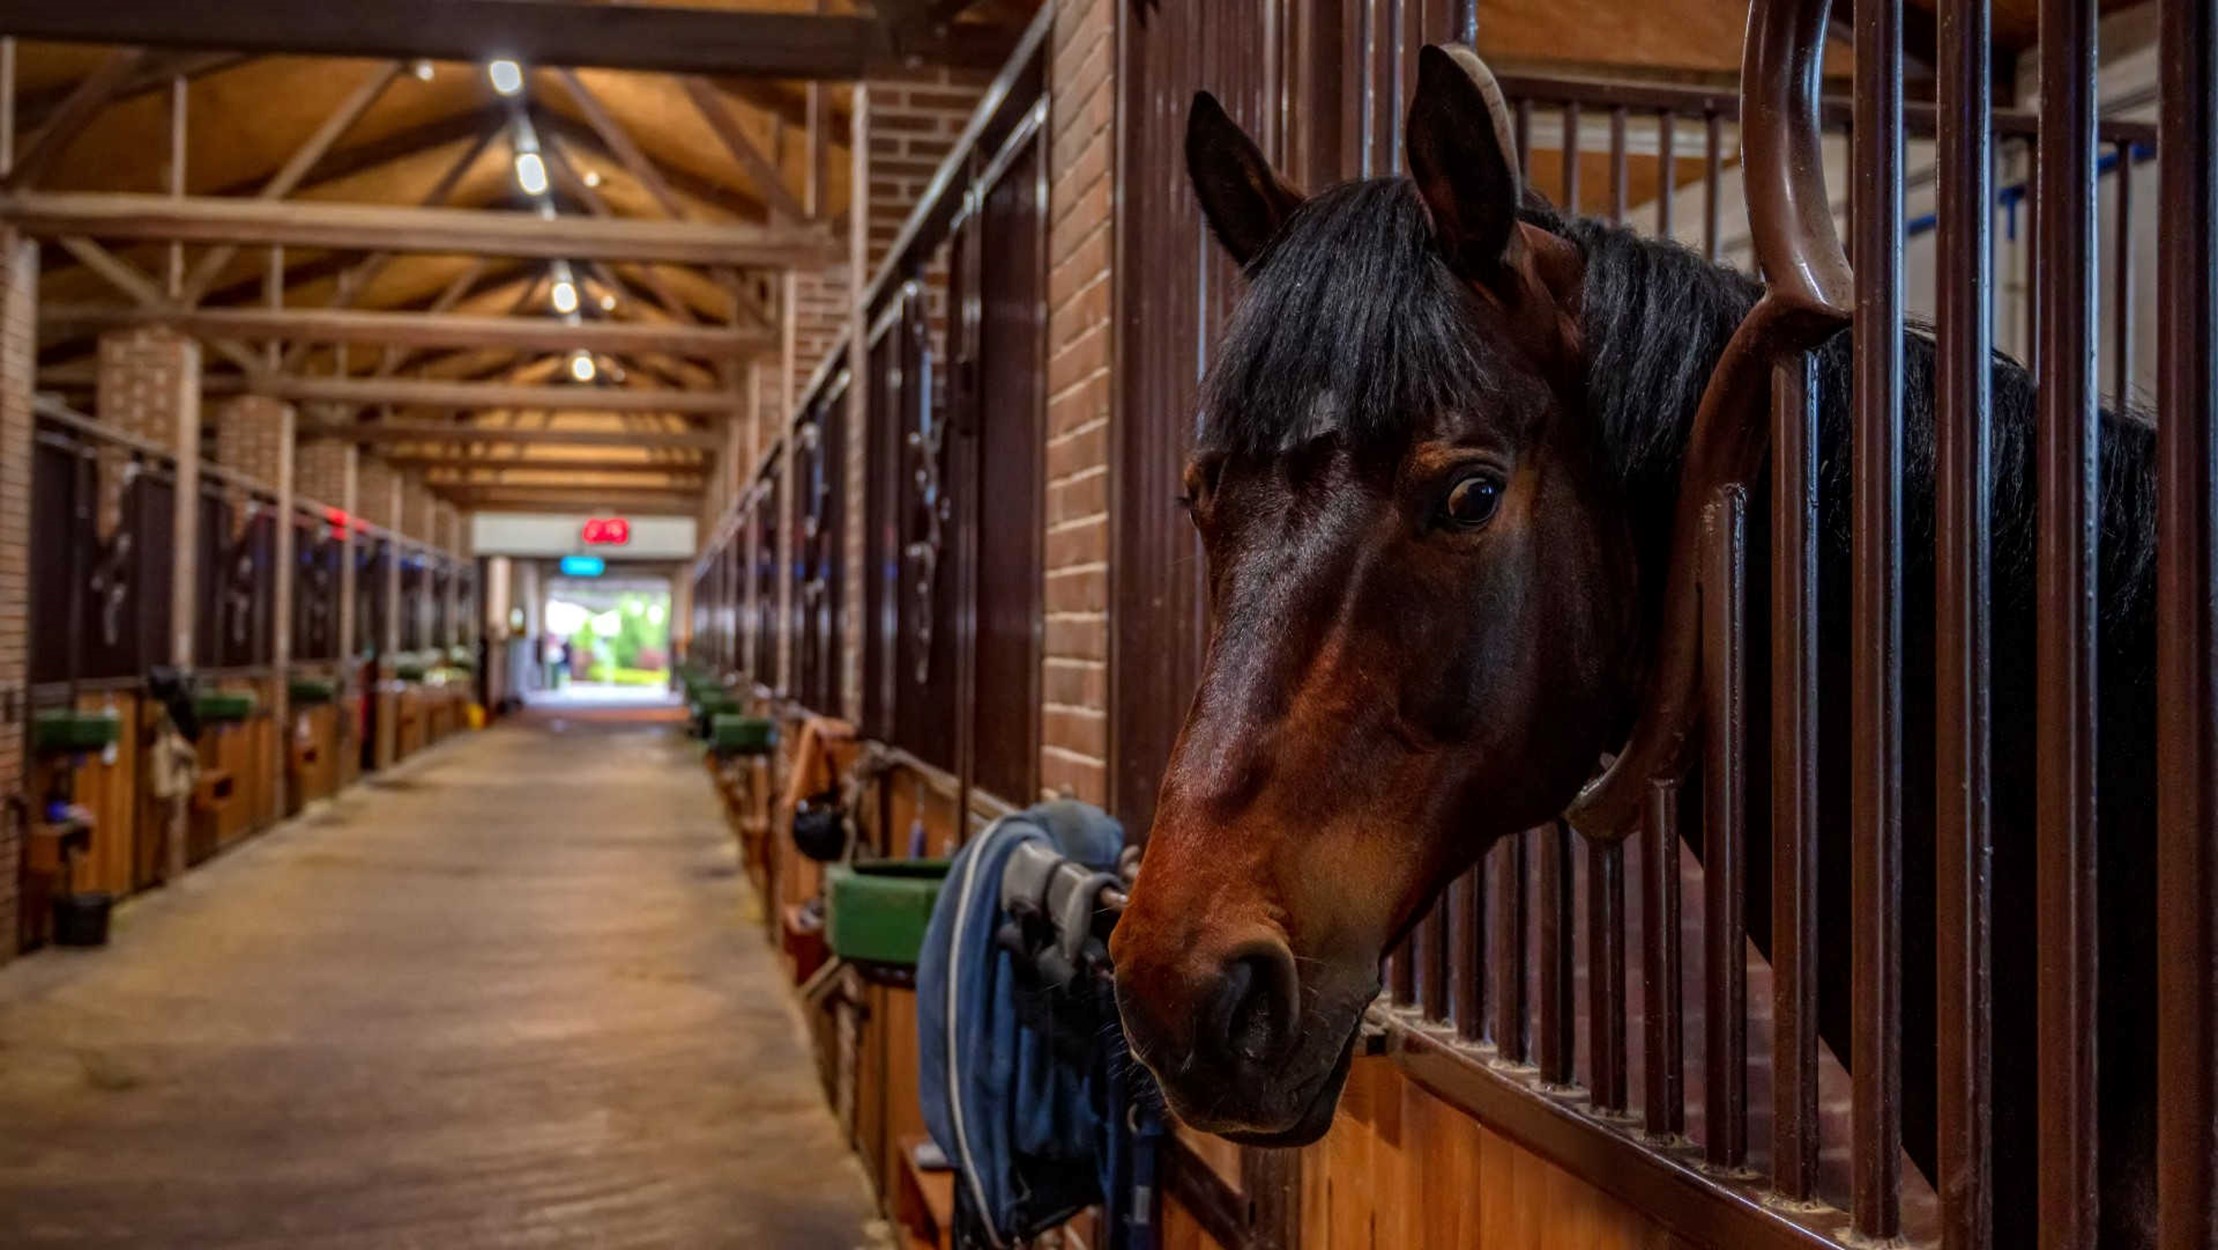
569,352,597,383
488,60,524,96
551,279,579,314
514,151,548,196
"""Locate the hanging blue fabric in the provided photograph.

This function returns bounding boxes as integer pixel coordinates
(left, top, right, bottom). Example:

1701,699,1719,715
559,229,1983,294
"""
916,799,1157,1250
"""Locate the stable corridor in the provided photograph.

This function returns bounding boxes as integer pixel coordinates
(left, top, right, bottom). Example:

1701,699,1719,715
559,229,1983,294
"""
0,711,876,1249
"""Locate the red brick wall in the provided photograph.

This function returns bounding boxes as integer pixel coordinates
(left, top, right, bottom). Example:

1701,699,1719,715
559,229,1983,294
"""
1041,0,1116,803
356,458,396,530
96,329,196,446
211,395,292,487
297,441,350,510
0,236,35,961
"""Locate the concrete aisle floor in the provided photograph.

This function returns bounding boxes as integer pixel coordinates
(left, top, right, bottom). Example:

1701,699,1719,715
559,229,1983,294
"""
0,707,878,1249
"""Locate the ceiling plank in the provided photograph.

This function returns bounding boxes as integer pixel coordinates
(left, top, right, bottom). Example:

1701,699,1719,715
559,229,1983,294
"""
16,51,250,132
42,302,765,357
682,76,807,222
181,59,407,305
0,4,1022,78
256,374,739,414
553,69,689,222
6,48,147,190
1,192,837,265
306,421,723,450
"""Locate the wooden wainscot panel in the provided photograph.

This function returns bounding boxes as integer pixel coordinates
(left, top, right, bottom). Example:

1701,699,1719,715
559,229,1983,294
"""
337,691,363,791
1297,1058,1676,1249
286,700,340,814
134,697,172,891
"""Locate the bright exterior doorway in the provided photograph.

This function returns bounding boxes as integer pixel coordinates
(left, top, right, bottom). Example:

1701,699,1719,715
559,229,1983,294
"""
539,574,676,704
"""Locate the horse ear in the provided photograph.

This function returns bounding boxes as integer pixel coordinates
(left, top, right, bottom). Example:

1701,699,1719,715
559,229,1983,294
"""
1406,44,1526,288
1186,91,1306,268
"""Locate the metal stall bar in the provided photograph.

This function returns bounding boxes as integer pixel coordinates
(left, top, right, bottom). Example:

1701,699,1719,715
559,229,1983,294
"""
1935,0,1997,1234
2034,0,2102,1233
1493,832,1530,1063
1450,862,1486,1042
1538,821,1576,1085
1703,486,1749,1171
2156,0,2218,1244
1850,0,1907,1229
1771,350,1821,1204
1642,778,1685,1138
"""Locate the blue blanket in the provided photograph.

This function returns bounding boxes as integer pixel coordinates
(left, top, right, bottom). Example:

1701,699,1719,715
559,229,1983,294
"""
916,800,1157,1250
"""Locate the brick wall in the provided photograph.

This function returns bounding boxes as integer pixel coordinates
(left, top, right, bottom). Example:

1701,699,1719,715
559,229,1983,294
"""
793,262,850,392
96,329,196,446
297,441,349,511
0,235,34,962
210,395,292,487
357,458,396,530
1040,0,1115,802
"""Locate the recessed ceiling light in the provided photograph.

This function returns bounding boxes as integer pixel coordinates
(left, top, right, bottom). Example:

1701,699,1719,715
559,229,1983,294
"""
514,151,549,196
412,61,436,82
582,170,603,188
599,293,618,312
570,352,597,383
551,278,579,315
488,60,525,97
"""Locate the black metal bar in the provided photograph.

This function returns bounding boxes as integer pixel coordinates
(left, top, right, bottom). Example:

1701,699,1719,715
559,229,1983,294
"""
1493,831,1530,1063
1538,821,1575,1085
1657,109,1677,241
1771,351,1821,1203
1704,110,1723,262
1642,777,1685,1139
1609,105,1629,224
1851,0,1906,1228
1936,0,1996,1235
1703,486,1749,1172
2034,0,2102,1236
1588,836,1627,1114
2156,3,2218,1247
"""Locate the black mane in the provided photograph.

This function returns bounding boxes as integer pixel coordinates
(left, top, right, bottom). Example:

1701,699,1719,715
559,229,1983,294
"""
1196,175,2157,660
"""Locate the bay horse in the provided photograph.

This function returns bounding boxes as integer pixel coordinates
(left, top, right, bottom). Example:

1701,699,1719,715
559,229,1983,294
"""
1108,44,2160,1247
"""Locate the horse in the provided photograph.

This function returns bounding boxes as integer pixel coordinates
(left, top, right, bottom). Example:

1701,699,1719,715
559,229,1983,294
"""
1107,44,2161,1247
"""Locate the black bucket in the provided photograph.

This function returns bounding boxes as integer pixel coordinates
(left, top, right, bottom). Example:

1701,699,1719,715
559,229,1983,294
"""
51,892,113,948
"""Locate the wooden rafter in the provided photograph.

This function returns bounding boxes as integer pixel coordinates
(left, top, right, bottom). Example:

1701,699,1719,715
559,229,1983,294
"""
554,69,688,222
531,109,764,223
254,375,739,414
42,303,764,358
539,134,700,328
15,51,249,132
304,422,723,451
0,3,1023,78
53,236,266,375
1,193,837,265
181,60,407,305
5,48,146,189
682,76,807,222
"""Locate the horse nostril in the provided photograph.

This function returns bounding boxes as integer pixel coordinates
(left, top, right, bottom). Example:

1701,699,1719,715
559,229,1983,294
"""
1206,943,1300,1068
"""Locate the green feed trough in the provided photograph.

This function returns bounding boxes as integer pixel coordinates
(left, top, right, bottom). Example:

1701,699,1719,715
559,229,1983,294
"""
826,860,951,967
287,677,337,706
32,709,121,756
196,690,258,724
709,714,777,758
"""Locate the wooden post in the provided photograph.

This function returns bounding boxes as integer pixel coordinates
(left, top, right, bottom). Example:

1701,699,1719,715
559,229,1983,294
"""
337,441,359,766
269,399,295,824
378,470,402,770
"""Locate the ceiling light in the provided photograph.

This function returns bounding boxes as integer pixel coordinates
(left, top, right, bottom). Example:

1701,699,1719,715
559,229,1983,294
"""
514,151,548,196
412,60,436,82
570,352,597,383
599,293,618,312
488,60,525,97
551,278,579,315
582,170,603,188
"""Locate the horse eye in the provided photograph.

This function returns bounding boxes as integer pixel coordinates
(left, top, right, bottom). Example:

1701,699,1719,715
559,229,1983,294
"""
1441,474,1503,529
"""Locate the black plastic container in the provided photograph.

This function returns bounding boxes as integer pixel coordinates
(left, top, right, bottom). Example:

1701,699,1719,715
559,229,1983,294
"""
51,892,113,947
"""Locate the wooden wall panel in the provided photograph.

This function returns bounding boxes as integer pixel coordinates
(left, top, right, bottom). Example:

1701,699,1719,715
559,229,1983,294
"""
1295,1060,1676,1249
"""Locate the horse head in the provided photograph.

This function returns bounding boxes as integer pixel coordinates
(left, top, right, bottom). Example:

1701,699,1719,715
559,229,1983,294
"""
1110,45,1646,1143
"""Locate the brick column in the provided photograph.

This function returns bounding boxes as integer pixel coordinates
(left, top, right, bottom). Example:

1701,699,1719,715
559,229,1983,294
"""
1040,0,1115,802
380,470,402,769
0,234,36,960
98,329,202,680
214,394,296,825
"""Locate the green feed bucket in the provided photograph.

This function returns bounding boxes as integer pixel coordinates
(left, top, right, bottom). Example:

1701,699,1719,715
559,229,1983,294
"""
287,677,337,706
826,859,951,967
32,709,121,757
194,690,258,725
709,714,777,758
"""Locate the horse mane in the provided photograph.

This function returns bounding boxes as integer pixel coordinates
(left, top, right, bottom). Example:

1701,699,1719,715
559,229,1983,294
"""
1564,210,2157,658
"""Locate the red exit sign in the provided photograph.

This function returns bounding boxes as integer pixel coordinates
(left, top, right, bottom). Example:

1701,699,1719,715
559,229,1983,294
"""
581,517,632,546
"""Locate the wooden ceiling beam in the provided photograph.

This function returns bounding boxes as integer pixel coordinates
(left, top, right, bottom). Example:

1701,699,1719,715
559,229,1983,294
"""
42,302,765,357
17,51,251,132
0,4,1022,78
553,69,689,222
531,109,764,224
305,421,723,450
182,60,407,305
0,192,837,265
682,77,807,223
254,375,738,414
6,48,148,190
